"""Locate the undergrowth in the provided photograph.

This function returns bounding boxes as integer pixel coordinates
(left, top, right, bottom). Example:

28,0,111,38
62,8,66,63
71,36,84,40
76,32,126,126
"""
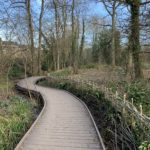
108,79,150,116
0,96,36,150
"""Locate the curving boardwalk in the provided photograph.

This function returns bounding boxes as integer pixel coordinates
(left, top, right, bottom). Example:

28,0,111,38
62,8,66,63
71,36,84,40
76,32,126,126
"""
15,77,105,150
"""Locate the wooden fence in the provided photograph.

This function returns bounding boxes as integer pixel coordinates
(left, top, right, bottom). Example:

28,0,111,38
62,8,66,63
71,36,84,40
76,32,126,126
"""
49,75,150,127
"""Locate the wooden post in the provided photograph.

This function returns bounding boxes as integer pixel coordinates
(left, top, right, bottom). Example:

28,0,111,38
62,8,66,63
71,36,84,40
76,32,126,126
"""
11,90,14,96
123,94,126,114
104,87,106,92
131,98,135,127
123,94,126,102
109,87,112,93
81,80,83,93
101,85,104,92
1,88,2,97
69,76,71,85
105,87,107,93
109,88,112,99
1,88,3,98
140,104,143,116
89,81,91,86
92,81,94,91
114,91,118,105
96,83,99,91
4,88,6,98
131,98,134,107
106,88,108,99
115,91,118,99
7,89,9,97
78,78,80,84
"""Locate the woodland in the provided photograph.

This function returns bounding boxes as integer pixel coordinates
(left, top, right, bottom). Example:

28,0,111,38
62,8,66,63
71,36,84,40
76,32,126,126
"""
0,0,150,150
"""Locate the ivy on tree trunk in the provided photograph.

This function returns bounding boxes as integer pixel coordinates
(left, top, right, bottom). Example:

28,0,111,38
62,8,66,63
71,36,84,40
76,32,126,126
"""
130,0,143,79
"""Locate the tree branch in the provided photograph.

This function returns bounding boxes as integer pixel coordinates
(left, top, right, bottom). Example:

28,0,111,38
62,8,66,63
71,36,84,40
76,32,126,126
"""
140,0,150,5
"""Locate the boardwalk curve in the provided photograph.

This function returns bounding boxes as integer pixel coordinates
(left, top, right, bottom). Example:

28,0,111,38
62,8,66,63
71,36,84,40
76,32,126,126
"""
15,77,105,150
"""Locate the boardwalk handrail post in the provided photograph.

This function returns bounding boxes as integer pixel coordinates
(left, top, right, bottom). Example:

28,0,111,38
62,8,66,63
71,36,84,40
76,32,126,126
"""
131,98,135,127
123,94,126,115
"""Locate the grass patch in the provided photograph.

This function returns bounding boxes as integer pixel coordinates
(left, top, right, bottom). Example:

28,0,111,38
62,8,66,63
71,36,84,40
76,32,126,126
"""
0,96,36,150
48,68,71,77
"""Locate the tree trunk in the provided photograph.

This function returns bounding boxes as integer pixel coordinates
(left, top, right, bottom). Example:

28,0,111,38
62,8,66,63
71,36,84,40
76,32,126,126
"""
71,0,78,73
38,0,44,75
126,44,133,79
79,19,85,66
62,0,67,68
111,3,116,67
26,0,34,75
0,38,3,56
101,0,118,67
130,1,143,79
53,0,60,70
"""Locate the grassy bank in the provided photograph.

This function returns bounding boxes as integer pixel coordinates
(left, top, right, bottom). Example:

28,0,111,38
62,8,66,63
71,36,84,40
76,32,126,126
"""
39,78,148,150
48,67,150,117
0,95,38,150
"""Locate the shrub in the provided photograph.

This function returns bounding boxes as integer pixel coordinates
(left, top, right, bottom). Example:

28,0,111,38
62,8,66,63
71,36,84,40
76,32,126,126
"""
139,141,150,150
9,63,24,79
41,61,49,71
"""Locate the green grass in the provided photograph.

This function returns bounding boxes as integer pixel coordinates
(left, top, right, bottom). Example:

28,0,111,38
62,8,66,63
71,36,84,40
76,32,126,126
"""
0,96,35,150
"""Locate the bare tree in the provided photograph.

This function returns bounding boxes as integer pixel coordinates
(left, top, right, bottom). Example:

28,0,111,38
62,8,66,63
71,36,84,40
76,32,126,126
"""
53,0,60,70
79,18,85,66
61,0,68,68
98,0,120,67
71,0,79,73
25,0,35,74
118,0,150,78
38,0,45,74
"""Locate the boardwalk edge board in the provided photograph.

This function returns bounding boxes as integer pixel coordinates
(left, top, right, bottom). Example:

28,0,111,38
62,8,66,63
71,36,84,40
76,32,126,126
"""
15,77,47,150
64,90,106,150
15,77,106,150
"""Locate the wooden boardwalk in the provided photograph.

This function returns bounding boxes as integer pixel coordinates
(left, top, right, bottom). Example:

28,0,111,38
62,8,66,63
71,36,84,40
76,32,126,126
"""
15,77,105,150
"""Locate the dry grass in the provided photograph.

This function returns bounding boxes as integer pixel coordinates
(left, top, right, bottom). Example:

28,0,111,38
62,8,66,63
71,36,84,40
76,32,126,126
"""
68,65,126,84
0,75,13,89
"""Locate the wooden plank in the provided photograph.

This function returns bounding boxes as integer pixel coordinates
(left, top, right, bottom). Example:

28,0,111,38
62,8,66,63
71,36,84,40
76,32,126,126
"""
15,77,105,150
